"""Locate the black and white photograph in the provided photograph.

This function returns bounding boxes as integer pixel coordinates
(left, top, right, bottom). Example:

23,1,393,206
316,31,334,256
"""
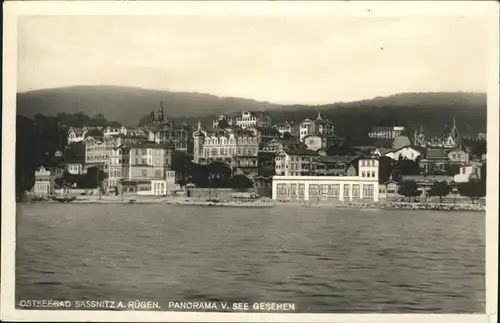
2,1,498,322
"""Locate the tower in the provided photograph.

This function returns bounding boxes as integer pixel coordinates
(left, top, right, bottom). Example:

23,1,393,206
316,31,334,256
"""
192,121,205,164
158,101,165,122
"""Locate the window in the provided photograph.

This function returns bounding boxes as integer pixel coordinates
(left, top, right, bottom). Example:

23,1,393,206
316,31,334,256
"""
141,169,148,177
372,171,376,178
362,171,365,177
154,170,162,177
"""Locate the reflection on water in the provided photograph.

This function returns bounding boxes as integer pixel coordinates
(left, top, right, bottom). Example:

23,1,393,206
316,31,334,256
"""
16,203,485,313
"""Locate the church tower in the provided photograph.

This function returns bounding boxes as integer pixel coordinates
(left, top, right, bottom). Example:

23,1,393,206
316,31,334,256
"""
192,121,205,164
158,101,165,123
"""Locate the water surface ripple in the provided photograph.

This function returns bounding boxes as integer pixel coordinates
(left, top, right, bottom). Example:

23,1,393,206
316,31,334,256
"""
16,203,485,313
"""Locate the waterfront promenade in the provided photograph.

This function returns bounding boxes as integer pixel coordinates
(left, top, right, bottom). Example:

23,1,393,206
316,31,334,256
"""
25,194,486,212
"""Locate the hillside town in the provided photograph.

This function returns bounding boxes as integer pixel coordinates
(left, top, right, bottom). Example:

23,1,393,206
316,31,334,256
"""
28,104,487,205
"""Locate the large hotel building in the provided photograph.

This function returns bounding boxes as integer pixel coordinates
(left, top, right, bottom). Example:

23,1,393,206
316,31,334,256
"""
272,158,380,202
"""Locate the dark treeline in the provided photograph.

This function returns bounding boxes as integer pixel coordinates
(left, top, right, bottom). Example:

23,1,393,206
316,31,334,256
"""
16,112,119,195
56,112,122,128
169,103,486,145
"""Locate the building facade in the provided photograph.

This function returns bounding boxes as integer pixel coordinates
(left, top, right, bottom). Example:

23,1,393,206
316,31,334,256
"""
273,122,299,138
192,122,259,172
272,158,379,202
107,143,173,192
33,166,57,196
299,113,335,143
235,111,272,129
368,126,405,140
274,148,318,176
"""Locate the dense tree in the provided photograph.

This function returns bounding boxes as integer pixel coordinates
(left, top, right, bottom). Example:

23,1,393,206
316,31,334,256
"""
397,180,421,202
326,137,357,156
458,180,486,203
443,163,461,176
429,181,451,203
232,175,253,190
170,151,193,176
378,156,395,184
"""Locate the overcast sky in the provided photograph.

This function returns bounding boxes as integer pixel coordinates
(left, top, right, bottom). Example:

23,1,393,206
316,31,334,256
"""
17,15,489,104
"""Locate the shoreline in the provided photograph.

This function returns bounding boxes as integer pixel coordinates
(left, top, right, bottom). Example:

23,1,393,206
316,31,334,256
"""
22,196,486,212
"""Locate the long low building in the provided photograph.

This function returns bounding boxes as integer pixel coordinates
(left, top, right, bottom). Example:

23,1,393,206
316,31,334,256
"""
272,158,380,202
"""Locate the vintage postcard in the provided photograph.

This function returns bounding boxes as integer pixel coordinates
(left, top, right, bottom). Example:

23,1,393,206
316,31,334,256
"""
1,1,499,322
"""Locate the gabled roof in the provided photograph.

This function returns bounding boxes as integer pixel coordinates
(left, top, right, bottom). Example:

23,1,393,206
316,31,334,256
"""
374,147,391,155
70,127,85,136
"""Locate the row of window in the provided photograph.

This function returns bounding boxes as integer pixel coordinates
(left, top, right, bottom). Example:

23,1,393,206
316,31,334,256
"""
203,138,258,145
361,171,377,178
360,159,377,167
202,147,258,157
86,154,110,160
276,183,375,198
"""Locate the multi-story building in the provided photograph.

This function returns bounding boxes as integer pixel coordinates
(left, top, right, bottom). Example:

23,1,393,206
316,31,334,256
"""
413,118,463,149
454,163,482,183
274,148,318,176
420,147,470,173
272,158,380,202
67,127,87,144
368,126,406,140
303,135,329,151
192,122,259,174
108,142,173,193
261,138,306,153
213,115,234,129
314,155,360,176
273,121,299,138
32,166,57,196
250,127,281,147
235,111,272,129
85,136,116,173
299,113,335,143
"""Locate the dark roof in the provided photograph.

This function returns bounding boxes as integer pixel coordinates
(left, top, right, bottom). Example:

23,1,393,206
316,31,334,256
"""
371,126,393,132
70,127,85,136
86,129,104,137
277,138,302,146
425,149,450,159
317,155,359,163
255,127,280,133
125,142,172,149
401,175,453,182
282,148,318,156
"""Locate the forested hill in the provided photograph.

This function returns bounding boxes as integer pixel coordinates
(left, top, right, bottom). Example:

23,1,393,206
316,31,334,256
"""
17,86,486,141
17,86,280,127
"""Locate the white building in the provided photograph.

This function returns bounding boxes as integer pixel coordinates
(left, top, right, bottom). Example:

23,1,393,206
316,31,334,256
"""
193,122,259,170
150,171,177,196
368,126,405,140
273,121,298,138
66,162,86,175
275,148,318,176
235,111,272,129
67,127,87,144
272,158,380,202
454,163,481,183
32,166,57,196
299,113,335,142
384,146,422,161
